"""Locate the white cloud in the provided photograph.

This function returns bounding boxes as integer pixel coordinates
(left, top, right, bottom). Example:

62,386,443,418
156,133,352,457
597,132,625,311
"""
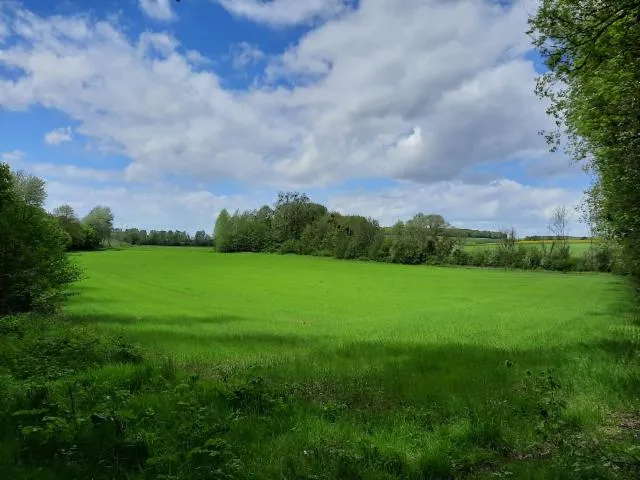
215,0,351,27
231,42,264,69
28,162,121,182
1,152,121,184
186,50,211,66
328,179,585,236
138,0,177,22
1,150,25,163
0,15,8,41
520,153,586,179
38,172,584,235
44,179,267,233
44,126,73,145
0,1,568,190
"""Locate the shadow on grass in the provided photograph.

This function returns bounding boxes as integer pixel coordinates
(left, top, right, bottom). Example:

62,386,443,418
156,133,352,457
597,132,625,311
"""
126,329,317,350
69,312,248,327
19,306,637,478
64,268,640,410
63,309,639,413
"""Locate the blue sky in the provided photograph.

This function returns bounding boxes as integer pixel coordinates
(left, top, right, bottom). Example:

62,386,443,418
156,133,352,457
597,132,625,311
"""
0,0,591,235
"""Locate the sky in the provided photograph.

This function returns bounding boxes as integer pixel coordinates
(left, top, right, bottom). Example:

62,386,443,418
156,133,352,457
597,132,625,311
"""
0,0,593,236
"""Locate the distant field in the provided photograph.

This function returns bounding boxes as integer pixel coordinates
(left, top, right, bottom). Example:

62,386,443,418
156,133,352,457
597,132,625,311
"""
65,248,639,477
464,239,598,256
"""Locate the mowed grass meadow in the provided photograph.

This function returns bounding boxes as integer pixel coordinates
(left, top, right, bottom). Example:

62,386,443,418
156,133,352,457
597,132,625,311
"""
54,247,640,478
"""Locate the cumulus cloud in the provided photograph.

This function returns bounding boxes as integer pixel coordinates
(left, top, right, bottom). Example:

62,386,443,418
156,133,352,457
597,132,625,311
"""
1,150,25,163
44,126,73,145
0,1,559,190
29,162,122,183
36,170,583,234
43,179,268,233
0,15,8,41
186,50,211,66
328,179,585,236
214,0,351,27
138,0,177,22
231,42,264,69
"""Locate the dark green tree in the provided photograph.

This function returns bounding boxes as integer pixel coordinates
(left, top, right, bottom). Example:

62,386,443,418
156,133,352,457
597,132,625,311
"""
0,164,80,314
214,209,233,252
52,204,101,251
272,192,327,246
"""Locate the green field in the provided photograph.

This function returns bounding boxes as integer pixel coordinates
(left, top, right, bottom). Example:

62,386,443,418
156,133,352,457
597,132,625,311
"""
464,240,596,256
55,247,640,478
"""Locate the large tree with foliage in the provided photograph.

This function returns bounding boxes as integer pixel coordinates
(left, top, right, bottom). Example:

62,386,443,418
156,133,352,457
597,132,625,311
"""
83,206,114,247
11,169,47,208
52,204,101,251
214,209,233,252
272,192,327,246
0,164,80,314
529,0,640,275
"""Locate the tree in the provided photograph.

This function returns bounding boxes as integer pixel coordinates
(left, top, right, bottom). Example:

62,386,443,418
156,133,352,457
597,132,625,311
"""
272,192,327,245
12,169,46,207
52,204,88,250
497,227,519,268
407,214,448,236
53,204,77,220
83,206,114,247
547,206,572,269
548,206,569,250
406,213,456,260
0,163,80,314
214,209,233,252
301,214,338,256
194,230,211,246
529,0,640,274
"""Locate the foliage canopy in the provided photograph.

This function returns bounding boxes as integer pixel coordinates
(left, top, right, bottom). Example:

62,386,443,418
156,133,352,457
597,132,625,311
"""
529,0,640,275
0,164,80,314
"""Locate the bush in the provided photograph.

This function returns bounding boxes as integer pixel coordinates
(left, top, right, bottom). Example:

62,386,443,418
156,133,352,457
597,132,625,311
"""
389,237,425,265
546,249,573,272
520,246,544,270
0,164,81,315
469,249,489,267
279,239,301,254
0,317,143,380
449,247,470,266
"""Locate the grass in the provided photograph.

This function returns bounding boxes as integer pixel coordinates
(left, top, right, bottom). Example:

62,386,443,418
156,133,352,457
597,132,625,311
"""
3,247,639,478
464,239,597,256
69,247,622,360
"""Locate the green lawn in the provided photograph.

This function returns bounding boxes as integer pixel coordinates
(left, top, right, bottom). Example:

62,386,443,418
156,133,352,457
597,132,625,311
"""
56,247,640,477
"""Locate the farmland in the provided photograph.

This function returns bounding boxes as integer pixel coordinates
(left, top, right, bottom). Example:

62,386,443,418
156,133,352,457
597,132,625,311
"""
42,247,638,478
464,239,596,256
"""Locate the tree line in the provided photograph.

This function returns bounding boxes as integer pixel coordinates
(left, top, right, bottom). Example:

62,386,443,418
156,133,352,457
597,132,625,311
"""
111,228,212,247
213,192,620,273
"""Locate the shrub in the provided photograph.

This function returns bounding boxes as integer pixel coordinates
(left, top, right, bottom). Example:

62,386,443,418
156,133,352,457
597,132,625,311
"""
546,250,573,272
279,239,301,254
520,245,544,270
469,249,489,267
389,237,425,265
449,247,471,266
0,164,81,315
